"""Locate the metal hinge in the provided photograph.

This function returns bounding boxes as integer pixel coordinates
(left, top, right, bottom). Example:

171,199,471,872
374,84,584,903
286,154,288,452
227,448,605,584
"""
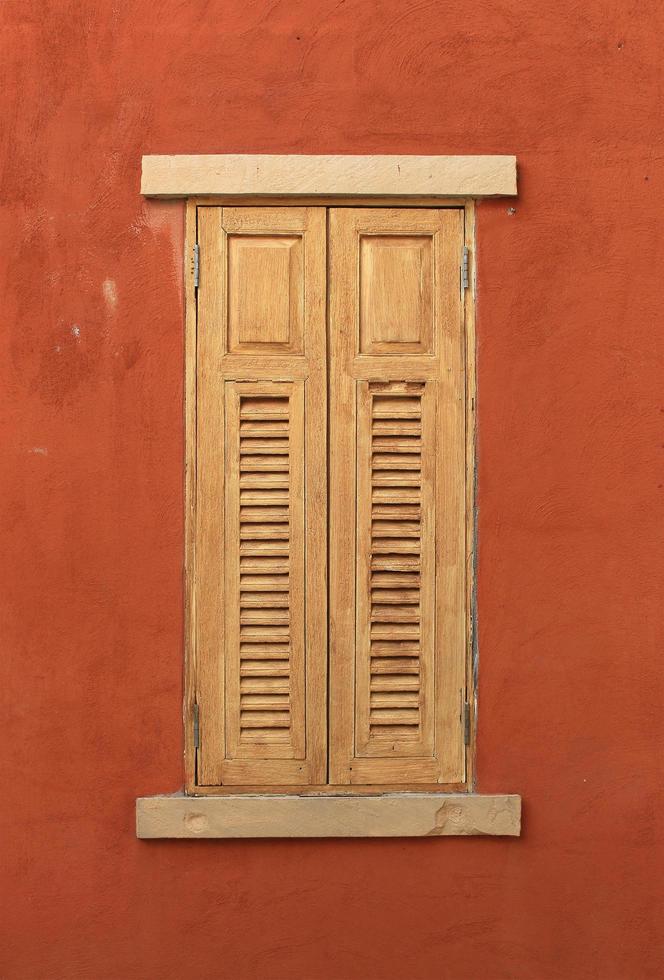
463,700,471,745
461,246,469,290
193,243,200,289
193,702,200,749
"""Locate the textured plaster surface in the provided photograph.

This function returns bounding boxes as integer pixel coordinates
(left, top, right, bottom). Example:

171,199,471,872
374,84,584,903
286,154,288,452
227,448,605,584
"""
1,1,663,978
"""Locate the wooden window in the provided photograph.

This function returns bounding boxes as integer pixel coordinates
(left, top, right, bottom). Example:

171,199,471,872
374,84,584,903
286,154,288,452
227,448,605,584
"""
190,203,469,794
195,207,327,788
329,209,465,786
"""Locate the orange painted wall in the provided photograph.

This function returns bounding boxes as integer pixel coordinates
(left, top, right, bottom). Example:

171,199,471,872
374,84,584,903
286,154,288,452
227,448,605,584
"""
2,2,663,978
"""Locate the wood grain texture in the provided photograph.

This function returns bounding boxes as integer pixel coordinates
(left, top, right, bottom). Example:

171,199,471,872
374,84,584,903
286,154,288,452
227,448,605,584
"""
141,155,517,198
180,781,468,796
195,206,327,787
196,207,226,784
192,203,469,792
462,202,478,791
183,199,198,792
329,208,467,786
136,794,521,838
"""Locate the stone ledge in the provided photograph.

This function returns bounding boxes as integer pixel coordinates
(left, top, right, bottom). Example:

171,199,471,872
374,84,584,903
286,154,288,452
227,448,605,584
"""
136,793,521,839
141,154,517,198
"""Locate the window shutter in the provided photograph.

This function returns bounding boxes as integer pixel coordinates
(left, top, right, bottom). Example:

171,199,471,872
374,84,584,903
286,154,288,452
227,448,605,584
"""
196,207,327,786
328,208,466,785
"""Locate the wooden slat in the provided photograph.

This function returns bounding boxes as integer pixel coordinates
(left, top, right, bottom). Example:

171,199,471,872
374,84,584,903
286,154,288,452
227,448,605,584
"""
184,199,198,792
286,382,306,758
463,201,477,790
225,382,306,761
196,207,226,784
435,205,468,783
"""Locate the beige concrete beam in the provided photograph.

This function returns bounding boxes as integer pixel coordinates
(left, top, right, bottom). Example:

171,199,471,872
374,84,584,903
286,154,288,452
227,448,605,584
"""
136,793,522,839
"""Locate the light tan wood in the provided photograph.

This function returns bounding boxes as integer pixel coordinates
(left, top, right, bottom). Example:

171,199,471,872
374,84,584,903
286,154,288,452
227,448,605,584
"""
223,381,306,770
192,195,476,208
195,206,327,787
329,208,467,785
435,208,467,784
359,235,433,352
227,235,303,353
141,155,517,198
463,202,478,790
354,381,436,761
137,794,521,838
184,200,477,796
184,199,198,791
196,207,226,784
185,781,468,796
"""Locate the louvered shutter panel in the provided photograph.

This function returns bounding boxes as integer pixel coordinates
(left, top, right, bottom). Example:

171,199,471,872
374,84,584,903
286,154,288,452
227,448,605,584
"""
329,208,466,785
196,207,327,786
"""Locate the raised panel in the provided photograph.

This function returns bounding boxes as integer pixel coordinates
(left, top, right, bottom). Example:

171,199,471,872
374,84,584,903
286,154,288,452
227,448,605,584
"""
359,235,433,354
227,234,303,353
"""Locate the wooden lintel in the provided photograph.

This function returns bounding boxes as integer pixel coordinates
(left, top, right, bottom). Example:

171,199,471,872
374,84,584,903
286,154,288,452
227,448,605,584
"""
136,793,521,839
141,154,517,199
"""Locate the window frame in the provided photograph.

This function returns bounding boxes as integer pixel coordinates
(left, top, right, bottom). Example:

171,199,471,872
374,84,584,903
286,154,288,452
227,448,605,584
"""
182,196,478,797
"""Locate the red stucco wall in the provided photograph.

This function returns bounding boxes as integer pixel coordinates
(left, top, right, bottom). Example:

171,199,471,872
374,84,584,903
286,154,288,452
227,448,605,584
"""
2,2,663,978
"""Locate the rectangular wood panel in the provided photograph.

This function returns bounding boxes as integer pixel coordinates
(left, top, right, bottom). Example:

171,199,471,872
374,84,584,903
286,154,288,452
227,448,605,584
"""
329,207,466,786
359,235,433,353
196,207,327,786
227,234,303,353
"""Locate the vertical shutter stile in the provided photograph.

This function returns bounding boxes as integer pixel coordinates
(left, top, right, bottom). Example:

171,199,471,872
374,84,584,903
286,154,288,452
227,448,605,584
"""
329,207,466,786
196,207,327,786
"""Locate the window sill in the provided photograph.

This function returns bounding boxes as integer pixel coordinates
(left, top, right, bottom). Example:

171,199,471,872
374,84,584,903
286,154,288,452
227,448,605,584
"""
136,793,521,839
